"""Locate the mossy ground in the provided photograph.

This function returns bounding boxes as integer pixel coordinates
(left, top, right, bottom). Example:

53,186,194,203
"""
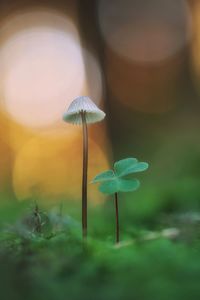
1,200,200,300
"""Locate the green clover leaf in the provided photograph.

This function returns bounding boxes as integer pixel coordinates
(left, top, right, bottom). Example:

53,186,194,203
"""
118,162,149,177
114,158,138,176
92,170,115,183
99,179,118,195
118,178,140,192
92,157,149,195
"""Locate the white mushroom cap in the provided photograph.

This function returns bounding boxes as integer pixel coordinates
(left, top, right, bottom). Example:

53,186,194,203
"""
63,96,106,125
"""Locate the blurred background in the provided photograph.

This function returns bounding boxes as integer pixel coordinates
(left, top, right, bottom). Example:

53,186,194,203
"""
0,0,200,226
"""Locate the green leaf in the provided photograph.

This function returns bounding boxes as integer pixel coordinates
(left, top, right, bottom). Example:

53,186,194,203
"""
98,178,140,194
99,179,118,195
92,170,115,183
114,158,138,176
92,157,149,195
119,162,149,176
118,178,140,192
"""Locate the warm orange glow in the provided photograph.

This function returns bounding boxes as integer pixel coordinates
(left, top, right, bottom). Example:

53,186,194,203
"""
13,130,110,204
0,8,108,205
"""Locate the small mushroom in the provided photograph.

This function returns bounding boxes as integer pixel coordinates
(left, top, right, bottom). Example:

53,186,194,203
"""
63,96,105,239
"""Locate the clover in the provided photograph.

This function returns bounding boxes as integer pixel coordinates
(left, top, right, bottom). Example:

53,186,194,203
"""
92,158,149,243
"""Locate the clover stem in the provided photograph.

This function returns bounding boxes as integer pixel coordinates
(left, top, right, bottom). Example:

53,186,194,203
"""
81,111,88,239
114,192,120,243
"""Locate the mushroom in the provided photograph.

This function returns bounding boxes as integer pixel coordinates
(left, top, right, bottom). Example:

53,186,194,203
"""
63,96,106,239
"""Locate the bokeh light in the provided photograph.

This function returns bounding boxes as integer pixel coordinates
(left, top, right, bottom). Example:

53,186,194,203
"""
0,10,103,130
13,132,110,204
0,8,108,203
98,0,192,63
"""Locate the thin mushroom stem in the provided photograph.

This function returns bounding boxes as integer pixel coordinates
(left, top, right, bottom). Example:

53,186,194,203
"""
114,192,120,243
81,111,88,239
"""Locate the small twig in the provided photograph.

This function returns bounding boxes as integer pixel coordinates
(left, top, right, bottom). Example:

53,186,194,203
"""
33,201,42,233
